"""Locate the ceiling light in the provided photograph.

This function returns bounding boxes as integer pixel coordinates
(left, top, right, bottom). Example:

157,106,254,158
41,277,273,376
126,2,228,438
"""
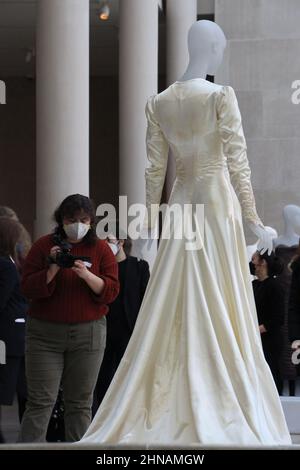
98,2,110,21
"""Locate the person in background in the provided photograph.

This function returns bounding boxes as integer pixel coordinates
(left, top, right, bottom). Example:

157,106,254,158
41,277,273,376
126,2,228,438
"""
251,251,285,394
0,218,28,442
0,206,32,269
92,228,150,414
18,194,119,442
288,242,300,360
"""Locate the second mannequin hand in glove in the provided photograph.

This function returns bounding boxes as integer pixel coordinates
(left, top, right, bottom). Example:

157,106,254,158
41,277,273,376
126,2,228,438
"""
248,222,273,255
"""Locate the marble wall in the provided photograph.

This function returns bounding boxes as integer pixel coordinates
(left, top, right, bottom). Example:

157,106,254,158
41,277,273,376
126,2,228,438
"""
215,0,300,241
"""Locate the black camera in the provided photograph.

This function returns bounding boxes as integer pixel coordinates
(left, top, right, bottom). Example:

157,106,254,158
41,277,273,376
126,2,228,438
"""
49,234,92,269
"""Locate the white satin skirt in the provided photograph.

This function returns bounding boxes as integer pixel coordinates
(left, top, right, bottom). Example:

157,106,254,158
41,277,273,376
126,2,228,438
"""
81,171,291,446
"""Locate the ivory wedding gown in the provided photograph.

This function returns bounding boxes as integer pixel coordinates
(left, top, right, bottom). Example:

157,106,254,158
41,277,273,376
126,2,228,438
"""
82,79,291,446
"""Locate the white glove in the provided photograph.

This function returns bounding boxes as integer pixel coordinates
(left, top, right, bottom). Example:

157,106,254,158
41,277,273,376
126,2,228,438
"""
248,222,273,255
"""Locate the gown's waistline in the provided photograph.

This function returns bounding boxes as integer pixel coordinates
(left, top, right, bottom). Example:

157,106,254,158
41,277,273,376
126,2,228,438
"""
175,160,227,181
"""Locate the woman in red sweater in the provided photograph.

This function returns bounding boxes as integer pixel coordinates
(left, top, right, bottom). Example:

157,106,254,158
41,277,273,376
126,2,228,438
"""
19,194,119,442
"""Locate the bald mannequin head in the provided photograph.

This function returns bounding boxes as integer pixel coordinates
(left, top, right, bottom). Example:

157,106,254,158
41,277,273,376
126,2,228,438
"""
188,20,226,74
273,205,300,247
179,20,227,81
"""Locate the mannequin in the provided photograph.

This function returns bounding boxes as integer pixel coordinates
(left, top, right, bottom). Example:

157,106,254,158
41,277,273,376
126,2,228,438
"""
81,20,291,446
273,205,300,393
274,205,300,248
179,20,226,81
179,20,272,255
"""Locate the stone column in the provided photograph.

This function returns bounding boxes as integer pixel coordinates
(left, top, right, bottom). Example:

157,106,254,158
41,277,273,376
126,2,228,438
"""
35,0,90,238
215,0,300,238
119,0,159,268
165,0,197,198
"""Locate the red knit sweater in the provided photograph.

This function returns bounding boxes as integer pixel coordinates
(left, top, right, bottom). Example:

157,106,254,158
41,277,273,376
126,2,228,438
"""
21,234,119,323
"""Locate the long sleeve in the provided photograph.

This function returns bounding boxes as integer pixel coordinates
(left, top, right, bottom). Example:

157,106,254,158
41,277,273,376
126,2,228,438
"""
91,242,119,305
217,86,262,226
21,240,56,300
144,96,169,229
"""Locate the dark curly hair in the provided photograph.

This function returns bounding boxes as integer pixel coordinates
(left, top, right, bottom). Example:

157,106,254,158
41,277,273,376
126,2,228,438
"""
258,251,284,277
53,194,97,245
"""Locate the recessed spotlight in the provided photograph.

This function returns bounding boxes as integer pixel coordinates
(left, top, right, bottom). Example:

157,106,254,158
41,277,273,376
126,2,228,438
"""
98,2,110,21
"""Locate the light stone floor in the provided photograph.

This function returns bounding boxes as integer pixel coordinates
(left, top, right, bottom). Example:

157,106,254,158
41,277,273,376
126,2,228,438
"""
1,394,300,448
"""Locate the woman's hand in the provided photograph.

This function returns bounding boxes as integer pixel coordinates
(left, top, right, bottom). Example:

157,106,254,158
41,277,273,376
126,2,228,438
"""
49,245,62,261
72,260,105,295
46,246,61,284
72,260,90,279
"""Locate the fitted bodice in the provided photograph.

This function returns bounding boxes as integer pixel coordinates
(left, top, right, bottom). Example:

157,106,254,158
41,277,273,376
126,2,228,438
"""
174,154,227,183
144,78,262,228
156,79,224,174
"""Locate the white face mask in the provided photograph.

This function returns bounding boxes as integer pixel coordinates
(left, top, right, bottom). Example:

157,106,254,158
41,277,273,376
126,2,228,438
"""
63,222,90,241
107,242,120,256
